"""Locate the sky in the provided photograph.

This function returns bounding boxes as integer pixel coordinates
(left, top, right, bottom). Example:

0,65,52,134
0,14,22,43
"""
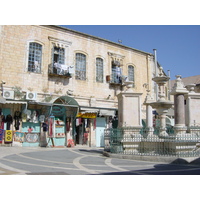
62,25,200,80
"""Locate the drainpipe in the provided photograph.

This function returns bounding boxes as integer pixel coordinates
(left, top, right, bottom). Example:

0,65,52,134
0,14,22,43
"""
168,70,171,100
153,49,158,101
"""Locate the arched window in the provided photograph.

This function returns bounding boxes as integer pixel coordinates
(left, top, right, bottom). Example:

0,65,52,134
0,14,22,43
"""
75,53,86,80
96,57,103,82
28,42,42,73
128,65,135,82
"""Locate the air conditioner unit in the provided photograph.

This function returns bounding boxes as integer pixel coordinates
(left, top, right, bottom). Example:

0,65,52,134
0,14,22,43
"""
3,90,15,99
26,92,37,101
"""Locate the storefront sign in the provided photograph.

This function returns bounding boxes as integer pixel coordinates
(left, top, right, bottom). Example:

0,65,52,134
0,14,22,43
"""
0,129,4,143
52,106,65,116
25,133,39,143
5,130,13,143
55,133,65,137
14,132,24,143
77,113,97,118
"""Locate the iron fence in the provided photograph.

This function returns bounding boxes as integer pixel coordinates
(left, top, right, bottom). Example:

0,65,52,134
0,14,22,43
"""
104,127,200,157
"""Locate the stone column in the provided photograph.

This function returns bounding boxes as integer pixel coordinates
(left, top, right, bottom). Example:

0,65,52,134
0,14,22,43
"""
144,90,154,136
174,94,185,126
170,75,188,134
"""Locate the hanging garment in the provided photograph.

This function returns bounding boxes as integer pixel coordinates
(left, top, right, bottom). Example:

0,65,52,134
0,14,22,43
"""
39,115,45,123
49,118,53,137
0,115,5,129
26,110,31,121
66,118,70,132
42,122,48,132
31,110,39,123
6,114,13,130
22,112,27,122
14,111,21,131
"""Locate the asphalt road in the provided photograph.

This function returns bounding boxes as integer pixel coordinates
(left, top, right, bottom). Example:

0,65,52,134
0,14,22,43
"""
1,146,200,175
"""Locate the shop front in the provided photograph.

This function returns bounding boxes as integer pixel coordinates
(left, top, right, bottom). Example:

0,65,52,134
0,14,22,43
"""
0,96,79,147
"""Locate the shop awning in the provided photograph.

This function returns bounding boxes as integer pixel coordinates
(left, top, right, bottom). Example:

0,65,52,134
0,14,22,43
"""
5,101,27,104
99,109,116,117
80,106,117,117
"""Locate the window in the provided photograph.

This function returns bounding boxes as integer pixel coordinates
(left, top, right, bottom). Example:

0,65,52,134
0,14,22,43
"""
111,60,122,84
28,42,42,73
75,53,86,80
51,46,67,75
52,46,65,64
128,65,134,82
96,58,103,82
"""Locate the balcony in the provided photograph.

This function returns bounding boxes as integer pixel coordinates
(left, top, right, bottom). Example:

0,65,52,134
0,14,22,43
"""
48,63,73,78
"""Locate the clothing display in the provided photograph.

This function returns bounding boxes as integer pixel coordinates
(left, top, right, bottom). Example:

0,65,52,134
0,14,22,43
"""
14,111,21,131
6,114,13,130
42,122,48,132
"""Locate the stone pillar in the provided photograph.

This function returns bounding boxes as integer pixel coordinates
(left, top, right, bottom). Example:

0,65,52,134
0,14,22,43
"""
170,75,188,134
117,81,143,153
144,90,154,136
174,94,185,126
117,85,142,128
185,85,200,134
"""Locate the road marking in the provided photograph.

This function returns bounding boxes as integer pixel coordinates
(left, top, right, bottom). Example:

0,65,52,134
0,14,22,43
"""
17,153,72,165
105,158,128,171
73,156,99,174
1,157,81,172
0,161,28,175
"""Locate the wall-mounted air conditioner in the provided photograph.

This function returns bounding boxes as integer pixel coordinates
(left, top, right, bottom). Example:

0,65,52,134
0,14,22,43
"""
3,90,15,99
26,92,37,100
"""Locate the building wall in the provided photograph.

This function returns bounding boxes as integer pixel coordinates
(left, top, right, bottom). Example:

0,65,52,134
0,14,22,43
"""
0,25,155,110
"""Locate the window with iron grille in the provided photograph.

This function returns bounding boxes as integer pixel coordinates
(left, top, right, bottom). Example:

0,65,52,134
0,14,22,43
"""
28,42,42,73
96,57,103,82
128,65,135,82
75,53,86,80
52,46,65,64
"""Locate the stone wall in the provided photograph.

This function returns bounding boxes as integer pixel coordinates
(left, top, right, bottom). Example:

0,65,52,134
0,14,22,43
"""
0,25,155,110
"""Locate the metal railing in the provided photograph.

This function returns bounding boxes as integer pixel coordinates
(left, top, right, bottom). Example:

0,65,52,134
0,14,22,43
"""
104,127,200,157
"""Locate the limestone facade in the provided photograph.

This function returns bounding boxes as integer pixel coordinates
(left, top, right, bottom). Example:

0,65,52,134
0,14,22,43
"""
0,25,158,147
0,25,156,106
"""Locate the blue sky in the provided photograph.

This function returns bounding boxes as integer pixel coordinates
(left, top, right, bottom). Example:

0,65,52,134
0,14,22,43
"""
62,25,200,80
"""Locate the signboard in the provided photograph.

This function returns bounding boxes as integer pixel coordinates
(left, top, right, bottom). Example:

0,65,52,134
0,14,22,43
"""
0,129,4,143
76,113,97,118
5,130,13,143
14,132,24,143
52,106,65,116
24,133,39,143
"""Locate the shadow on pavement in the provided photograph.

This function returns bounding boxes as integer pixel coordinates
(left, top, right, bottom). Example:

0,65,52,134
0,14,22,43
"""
79,149,104,154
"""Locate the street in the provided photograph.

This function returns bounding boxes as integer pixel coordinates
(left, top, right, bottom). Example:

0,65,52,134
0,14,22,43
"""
1,146,200,175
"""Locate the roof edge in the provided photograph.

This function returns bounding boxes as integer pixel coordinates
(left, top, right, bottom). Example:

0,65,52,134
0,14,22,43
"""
41,25,153,56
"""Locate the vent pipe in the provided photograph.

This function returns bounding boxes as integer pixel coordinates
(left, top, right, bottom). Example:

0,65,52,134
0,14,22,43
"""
153,49,158,76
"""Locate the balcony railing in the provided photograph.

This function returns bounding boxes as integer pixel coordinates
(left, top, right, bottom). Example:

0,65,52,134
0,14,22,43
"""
48,63,73,78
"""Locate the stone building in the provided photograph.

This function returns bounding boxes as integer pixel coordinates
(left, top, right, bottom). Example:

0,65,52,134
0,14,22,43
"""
0,25,160,147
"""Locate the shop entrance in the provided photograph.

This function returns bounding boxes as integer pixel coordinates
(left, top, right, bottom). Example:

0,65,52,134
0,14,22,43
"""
96,117,106,147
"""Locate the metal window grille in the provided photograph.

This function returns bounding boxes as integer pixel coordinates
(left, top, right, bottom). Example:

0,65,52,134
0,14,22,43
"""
28,42,42,73
128,65,134,82
96,58,103,82
75,53,86,80
53,47,65,64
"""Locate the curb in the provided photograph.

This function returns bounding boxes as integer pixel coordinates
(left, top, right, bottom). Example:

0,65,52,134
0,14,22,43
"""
102,151,200,165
